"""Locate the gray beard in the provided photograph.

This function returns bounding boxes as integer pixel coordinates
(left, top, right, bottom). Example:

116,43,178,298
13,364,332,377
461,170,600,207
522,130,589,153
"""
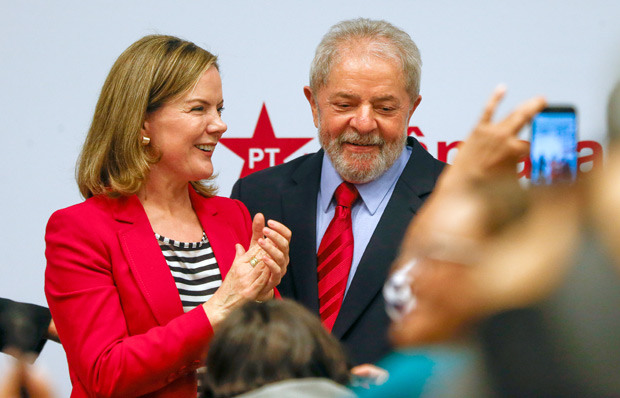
319,128,406,184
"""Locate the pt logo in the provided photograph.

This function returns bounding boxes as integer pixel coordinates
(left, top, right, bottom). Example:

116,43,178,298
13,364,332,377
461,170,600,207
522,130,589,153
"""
219,103,314,178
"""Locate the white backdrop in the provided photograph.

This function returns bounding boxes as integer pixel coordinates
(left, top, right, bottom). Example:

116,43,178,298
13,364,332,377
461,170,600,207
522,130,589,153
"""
1,1,619,394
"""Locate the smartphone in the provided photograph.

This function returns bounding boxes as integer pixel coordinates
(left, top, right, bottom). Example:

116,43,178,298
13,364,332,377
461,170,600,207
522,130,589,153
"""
530,106,578,185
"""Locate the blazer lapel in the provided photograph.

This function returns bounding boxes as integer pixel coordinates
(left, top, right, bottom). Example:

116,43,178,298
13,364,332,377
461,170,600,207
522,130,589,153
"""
113,195,184,326
189,187,236,279
332,138,443,338
281,151,324,313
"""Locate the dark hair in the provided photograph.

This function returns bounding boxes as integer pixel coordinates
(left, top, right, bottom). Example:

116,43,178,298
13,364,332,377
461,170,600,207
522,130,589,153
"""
201,299,351,398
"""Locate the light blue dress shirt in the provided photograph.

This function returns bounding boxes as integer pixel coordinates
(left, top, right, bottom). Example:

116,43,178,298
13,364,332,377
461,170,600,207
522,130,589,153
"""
316,144,412,296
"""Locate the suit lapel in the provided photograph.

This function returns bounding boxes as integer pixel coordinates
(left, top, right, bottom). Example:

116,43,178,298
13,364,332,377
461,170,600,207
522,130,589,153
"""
332,138,442,338
281,151,324,313
113,195,184,326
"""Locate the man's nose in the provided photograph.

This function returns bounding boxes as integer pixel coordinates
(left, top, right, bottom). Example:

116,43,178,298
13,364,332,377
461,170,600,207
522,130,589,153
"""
350,105,377,134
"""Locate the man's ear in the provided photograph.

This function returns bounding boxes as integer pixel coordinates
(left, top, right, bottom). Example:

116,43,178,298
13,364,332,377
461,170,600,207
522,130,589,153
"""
304,86,319,128
407,95,422,122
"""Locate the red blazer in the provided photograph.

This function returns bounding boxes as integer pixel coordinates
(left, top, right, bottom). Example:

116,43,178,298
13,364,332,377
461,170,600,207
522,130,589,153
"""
45,187,252,398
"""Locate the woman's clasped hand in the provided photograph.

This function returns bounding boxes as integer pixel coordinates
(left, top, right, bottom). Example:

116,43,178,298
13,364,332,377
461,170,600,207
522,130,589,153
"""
204,214,291,325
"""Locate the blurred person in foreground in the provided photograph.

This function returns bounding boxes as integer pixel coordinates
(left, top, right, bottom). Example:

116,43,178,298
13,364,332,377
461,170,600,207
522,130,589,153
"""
380,83,620,397
353,85,544,397
231,17,445,366
200,299,354,398
0,358,55,398
44,35,291,398
1,298,58,396
0,298,57,360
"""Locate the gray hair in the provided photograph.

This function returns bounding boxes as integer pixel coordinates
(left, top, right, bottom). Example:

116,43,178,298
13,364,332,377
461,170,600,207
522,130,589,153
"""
309,18,422,101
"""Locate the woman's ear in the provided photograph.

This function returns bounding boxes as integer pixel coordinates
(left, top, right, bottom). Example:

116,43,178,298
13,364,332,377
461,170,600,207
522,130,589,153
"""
141,118,151,145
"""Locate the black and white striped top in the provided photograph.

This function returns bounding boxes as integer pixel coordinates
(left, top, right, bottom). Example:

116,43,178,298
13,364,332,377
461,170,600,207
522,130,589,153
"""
155,232,222,312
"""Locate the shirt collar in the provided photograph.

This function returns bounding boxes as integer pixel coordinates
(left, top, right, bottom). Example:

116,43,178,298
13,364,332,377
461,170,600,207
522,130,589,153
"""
319,144,412,215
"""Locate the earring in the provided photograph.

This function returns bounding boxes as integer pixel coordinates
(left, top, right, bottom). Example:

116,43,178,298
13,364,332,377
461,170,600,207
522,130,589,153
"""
141,136,151,146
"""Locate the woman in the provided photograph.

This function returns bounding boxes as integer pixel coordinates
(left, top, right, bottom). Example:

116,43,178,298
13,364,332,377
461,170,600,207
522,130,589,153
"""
44,35,290,398
200,299,353,398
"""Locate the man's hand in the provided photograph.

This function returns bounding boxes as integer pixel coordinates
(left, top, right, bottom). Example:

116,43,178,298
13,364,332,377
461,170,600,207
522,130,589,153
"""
350,363,389,388
441,85,546,189
46,320,59,343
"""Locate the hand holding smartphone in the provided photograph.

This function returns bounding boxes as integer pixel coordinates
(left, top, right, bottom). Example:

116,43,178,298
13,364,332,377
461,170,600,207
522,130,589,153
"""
530,106,578,185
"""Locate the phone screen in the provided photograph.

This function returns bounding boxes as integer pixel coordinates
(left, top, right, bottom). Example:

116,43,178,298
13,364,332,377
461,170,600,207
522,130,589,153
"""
530,107,577,185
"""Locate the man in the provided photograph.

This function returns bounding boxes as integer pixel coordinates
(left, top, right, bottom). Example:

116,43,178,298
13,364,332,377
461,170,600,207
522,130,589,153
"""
231,18,445,364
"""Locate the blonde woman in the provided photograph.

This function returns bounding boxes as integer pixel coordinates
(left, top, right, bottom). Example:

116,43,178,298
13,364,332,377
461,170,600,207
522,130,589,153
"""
45,35,290,398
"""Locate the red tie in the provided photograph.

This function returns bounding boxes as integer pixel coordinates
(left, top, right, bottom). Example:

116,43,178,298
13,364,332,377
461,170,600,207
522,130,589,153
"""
317,182,359,331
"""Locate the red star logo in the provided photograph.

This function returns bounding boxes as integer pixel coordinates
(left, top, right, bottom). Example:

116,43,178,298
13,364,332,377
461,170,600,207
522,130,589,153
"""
219,103,314,178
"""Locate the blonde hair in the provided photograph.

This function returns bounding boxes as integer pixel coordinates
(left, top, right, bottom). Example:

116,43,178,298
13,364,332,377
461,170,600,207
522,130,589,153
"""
77,35,218,198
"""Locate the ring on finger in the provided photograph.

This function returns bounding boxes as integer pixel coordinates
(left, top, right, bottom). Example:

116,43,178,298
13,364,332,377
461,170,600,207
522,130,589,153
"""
249,257,260,267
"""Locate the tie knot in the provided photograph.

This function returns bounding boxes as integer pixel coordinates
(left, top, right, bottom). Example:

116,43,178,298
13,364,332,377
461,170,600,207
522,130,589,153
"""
334,182,359,208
